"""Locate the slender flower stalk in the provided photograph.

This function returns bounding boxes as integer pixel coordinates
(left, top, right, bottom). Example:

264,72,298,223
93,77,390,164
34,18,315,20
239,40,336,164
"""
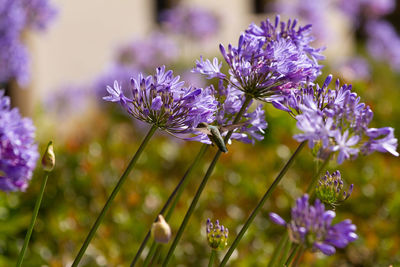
209,250,217,267
284,244,300,267
16,172,49,267
162,96,253,266
219,141,307,267
131,144,208,266
72,125,157,266
16,141,55,267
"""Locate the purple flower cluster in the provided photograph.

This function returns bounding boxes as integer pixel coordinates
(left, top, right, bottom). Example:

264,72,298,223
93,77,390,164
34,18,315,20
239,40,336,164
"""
0,0,57,85
0,91,39,192
272,75,398,163
366,20,400,72
103,66,218,135
116,32,178,72
193,16,324,100
160,6,219,40
189,81,268,145
269,194,357,255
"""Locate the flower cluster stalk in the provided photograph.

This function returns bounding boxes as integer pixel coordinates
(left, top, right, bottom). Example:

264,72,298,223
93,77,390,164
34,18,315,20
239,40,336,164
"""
16,172,49,267
72,125,157,266
162,95,253,266
219,141,307,266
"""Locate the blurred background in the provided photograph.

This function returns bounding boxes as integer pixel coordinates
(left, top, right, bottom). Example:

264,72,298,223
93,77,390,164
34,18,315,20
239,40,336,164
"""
1,0,400,266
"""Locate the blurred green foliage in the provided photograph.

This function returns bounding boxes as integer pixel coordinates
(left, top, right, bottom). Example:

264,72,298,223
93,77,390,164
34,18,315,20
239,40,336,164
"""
1,60,400,267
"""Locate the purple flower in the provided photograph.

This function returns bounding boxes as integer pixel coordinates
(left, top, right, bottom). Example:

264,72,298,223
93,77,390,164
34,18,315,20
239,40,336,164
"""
269,194,357,255
0,90,39,191
0,0,57,85
160,6,220,40
273,75,398,163
193,15,323,100
103,66,218,135
366,20,400,72
188,82,268,145
116,32,178,71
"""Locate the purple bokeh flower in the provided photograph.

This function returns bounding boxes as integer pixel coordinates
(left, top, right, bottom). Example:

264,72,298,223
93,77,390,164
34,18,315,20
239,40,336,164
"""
193,15,324,100
0,0,57,85
366,20,400,72
271,75,398,163
269,194,357,255
0,90,39,192
160,6,219,40
103,66,218,135
116,32,178,72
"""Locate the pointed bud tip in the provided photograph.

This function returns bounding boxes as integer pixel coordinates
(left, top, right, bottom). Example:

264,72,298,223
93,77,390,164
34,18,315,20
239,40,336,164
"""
42,141,55,172
151,214,172,244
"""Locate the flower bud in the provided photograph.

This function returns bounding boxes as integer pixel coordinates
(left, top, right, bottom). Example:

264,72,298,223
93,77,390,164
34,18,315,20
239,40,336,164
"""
151,215,171,244
315,170,353,208
42,141,55,172
206,218,228,250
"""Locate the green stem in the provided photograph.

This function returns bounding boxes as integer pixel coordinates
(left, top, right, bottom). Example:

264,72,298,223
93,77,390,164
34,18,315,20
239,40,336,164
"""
209,250,217,267
267,234,288,267
219,141,307,267
130,144,208,266
162,96,253,266
306,156,331,193
293,246,305,267
16,172,49,267
284,244,300,267
143,242,158,267
72,125,157,266
278,240,292,267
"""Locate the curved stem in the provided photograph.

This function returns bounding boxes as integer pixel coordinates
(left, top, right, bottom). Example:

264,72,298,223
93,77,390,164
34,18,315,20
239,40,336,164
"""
209,250,217,267
72,125,157,266
16,172,49,267
219,141,307,267
284,244,300,267
130,144,208,266
162,96,253,266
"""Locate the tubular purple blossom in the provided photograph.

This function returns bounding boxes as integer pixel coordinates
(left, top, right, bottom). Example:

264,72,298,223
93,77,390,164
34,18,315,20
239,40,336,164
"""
0,90,39,191
271,75,398,163
269,194,357,256
193,15,323,101
103,66,218,136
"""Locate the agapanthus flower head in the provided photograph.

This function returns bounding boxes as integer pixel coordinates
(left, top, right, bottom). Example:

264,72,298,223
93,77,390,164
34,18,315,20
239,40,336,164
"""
193,15,324,101
0,90,39,191
269,194,357,255
160,6,219,40
0,0,57,85
206,218,228,250
188,81,268,146
366,20,400,72
116,32,178,71
103,66,218,135
271,74,398,163
315,170,353,207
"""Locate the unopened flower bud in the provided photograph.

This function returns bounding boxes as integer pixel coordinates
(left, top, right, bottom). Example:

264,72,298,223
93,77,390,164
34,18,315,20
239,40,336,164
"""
315,170,353,208
151,215,171,244
42,141,55,172
206,218,228,250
